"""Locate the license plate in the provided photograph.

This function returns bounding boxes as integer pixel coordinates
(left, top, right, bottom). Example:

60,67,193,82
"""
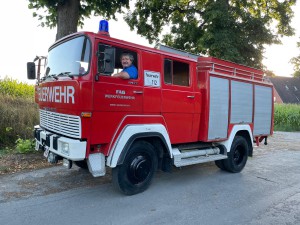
43,146,50,158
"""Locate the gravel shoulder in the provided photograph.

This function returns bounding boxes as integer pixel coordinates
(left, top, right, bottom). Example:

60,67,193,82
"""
0,152,53,175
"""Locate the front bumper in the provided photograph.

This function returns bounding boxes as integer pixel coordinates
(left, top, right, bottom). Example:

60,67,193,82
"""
34,126,87,161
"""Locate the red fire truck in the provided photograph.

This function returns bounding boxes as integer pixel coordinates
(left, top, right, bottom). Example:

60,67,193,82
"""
27,20,273,195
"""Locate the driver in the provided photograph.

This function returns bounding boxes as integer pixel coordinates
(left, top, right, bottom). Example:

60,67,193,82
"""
112,53,138,79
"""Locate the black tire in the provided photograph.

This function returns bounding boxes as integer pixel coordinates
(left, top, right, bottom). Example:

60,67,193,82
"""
74,160,88,169
215,160,225,170
215,145,226,170
112,141,158,195
223,136,249,173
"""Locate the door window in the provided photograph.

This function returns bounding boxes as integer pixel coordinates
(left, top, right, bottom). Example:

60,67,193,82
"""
164,59,190,86
98,44,138,78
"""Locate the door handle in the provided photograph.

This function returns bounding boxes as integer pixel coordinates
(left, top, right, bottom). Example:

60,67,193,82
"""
187,96,195,99
133,91,143,94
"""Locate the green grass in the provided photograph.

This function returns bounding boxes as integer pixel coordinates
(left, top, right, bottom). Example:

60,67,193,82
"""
0,76,34,98
0,77,38,152
274,103,300,132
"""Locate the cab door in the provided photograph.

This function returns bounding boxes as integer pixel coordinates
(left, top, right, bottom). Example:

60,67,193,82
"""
161,58,195,144
91,41,143,143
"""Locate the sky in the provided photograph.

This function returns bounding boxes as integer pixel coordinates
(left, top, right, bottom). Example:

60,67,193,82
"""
0,1,299,83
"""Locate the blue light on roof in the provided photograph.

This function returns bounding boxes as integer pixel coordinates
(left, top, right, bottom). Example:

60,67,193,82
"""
99,20,109,33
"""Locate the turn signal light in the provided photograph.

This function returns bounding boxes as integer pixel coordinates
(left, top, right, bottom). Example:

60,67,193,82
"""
81,112,92,118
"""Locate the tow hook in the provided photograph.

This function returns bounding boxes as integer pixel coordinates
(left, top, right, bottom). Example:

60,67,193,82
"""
47,152,58,164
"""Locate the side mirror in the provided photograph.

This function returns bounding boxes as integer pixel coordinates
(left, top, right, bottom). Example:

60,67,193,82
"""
103,48,115,73
97,45,115,75
27,62,36,80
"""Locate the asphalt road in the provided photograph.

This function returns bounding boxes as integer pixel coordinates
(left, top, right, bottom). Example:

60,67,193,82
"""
0,132,299,225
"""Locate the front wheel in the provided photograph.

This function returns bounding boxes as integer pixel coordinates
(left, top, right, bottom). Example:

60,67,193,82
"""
223,136,249,173
74,160,88,169
112,141,158,195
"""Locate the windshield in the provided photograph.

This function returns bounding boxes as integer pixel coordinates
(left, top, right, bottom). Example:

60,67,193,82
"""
44,36,91,77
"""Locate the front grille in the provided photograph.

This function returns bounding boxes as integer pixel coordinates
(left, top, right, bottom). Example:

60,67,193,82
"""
40,110,81,138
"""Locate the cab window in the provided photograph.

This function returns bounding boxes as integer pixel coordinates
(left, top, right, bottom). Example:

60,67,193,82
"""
164,59,190,86
98,44,138,77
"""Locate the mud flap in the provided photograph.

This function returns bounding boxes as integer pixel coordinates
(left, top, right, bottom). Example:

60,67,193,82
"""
87,153,106,177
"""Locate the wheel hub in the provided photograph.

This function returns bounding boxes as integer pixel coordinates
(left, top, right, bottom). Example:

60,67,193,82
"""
129,155,151,184
233,146,243,164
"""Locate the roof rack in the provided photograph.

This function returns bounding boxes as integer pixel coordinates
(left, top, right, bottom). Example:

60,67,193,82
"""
157,44,199,60
198,58,264,82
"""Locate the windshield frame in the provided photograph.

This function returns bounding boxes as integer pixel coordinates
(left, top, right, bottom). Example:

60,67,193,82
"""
43,35,92,79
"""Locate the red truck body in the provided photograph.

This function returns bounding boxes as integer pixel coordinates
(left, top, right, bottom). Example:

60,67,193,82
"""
29,24,273,195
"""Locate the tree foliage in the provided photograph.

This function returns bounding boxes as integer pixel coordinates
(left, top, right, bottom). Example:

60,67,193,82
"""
290,39,300,77
125,0,296,69
265,70,276,77
28,0,129,40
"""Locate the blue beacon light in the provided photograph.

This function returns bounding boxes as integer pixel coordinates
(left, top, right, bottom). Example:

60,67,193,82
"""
98,20,109,35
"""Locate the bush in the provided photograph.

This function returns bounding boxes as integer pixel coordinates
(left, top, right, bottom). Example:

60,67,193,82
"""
0,77,34,98
15,138,35,154
0,78,38,149
274,103,300,131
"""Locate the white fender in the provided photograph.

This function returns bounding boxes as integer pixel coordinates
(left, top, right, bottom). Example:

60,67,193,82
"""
107,124,172,168
216,124,253,152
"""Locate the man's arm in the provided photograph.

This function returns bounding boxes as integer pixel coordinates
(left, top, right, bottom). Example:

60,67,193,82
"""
112,71,130,79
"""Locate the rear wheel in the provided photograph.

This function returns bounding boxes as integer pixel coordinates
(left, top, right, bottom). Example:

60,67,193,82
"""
215,160,225,170
112,141,158,195
223,136,249,173
215,145,226,170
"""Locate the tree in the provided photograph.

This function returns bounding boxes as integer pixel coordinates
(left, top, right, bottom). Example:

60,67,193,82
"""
28,0,129,40
265,70,276,78
290,39,300,77
125,0,296,69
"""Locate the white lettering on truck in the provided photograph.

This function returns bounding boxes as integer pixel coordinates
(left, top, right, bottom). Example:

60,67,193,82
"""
38,86,75,104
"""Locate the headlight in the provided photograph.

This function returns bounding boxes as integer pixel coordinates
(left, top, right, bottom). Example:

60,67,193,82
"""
61,142,70,156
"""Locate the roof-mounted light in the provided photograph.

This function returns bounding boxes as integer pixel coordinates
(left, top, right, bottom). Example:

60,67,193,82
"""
98,20,110,36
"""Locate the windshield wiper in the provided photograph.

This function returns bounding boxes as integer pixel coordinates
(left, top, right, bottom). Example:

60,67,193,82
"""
42,74,58,80
41,72,74,81
56,72,74,78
